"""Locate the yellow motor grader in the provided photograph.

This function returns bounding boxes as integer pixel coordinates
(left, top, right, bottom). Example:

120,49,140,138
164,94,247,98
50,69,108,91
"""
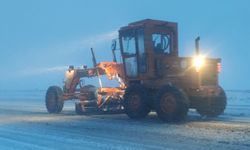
45,19,226,122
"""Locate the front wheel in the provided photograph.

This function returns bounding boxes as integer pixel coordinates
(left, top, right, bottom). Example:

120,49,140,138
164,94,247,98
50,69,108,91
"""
45,86,64,113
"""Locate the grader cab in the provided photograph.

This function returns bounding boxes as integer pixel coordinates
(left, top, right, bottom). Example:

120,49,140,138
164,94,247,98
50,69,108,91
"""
45,19,226,122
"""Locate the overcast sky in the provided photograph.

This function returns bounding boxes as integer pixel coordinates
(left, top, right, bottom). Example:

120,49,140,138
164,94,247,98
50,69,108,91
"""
0,0,249,90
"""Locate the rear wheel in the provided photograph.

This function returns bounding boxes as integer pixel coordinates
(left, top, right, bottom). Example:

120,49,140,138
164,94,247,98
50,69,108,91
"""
196,87,227,117
155,85,189,122
45,86,64,113
123,85,150,119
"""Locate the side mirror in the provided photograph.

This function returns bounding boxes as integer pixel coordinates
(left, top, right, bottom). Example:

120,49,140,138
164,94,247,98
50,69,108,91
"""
111,39,118,62
111,39,117,51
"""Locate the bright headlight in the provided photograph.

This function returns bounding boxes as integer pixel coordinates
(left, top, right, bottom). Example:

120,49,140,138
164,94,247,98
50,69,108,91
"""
193,55,205,72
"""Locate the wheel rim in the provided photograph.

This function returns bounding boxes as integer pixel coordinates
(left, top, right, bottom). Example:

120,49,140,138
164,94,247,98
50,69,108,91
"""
160,93,177,114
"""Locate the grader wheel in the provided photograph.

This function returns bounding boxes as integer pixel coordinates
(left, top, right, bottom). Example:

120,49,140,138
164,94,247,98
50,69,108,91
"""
155,85,189,122
45,86,64,113
123,84,150,119
196,87,227,117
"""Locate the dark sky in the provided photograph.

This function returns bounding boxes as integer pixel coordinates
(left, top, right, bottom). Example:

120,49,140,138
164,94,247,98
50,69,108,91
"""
0,0,249,90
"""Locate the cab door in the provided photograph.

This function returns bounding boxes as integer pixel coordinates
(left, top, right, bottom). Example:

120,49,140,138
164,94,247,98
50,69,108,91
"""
121,31,138,78
120,29,147,78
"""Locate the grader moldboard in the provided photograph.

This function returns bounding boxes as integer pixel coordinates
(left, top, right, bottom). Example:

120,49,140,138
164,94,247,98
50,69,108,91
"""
45,19,227,122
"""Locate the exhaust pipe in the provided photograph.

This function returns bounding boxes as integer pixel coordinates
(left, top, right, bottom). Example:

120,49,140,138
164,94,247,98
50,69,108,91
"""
195,36,200,55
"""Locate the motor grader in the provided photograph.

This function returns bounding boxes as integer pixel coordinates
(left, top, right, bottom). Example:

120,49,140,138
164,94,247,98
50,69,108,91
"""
45,19,227,122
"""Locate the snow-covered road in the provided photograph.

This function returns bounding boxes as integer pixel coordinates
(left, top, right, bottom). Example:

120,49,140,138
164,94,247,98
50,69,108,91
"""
0,91,249,150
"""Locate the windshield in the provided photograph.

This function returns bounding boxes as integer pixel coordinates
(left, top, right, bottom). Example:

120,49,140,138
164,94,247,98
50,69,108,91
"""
122,35,136,55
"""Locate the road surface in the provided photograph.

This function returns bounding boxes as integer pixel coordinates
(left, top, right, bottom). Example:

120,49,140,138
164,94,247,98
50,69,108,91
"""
0,91,249,150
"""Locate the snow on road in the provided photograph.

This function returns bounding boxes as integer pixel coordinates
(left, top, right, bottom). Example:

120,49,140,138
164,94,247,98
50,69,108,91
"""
0,90,249,150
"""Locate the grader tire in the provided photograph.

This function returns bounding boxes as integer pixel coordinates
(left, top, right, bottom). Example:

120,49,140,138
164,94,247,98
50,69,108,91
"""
45,86,64,113
196,87,227,117
123,84,150,119
155,85,189,122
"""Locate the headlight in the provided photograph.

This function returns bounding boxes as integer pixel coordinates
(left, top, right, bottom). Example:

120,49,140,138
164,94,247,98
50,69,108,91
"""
193,55,205,72
68,65,74,72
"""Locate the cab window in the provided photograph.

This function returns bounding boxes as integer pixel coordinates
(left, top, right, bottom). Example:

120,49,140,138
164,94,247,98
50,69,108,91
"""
152,33,171,54
122,35,136,55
